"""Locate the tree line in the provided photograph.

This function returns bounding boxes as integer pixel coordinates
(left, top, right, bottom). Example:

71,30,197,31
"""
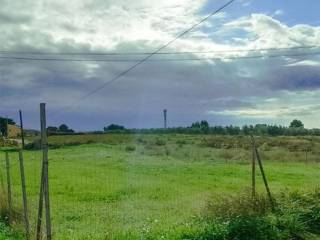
102,120,320,136
1,116,319,137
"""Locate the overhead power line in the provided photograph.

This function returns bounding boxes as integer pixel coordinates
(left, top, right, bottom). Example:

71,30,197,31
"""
0,51,319,63
0,45,318,56
0,46,319,62
80,0,236,99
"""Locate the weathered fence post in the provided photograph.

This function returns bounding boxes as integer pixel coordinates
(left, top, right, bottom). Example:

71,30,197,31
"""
5,117,8,138
36,103,52,240
255,145,274,209
18,150,30,239
251,136,274,209
19,110,25,149
36,163,44,240
5,152,12,223
251,138,256,198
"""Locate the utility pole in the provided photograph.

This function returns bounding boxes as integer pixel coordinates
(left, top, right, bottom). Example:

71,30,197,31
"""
163,109,167,129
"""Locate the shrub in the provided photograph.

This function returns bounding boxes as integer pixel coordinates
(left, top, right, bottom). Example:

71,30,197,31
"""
155,138,166,146
176,140,187,145
24,138,42,150
226,216,278,240
125,145,136,152
194,190,320,240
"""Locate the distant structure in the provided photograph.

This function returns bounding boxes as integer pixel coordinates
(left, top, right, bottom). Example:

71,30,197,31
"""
7,124,21,138
163,109,167,129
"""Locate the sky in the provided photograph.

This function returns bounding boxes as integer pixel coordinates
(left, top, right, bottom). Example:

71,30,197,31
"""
0,0,320,131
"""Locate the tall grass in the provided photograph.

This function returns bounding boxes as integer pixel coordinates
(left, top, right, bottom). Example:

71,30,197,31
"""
0,188,23,239
0,192,9,224
182,190,320,240
2,134,320,239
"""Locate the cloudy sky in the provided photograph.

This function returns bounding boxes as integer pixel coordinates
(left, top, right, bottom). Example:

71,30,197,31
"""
1,0,320,130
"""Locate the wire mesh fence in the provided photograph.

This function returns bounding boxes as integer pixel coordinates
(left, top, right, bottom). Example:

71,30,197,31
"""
1,115,320,239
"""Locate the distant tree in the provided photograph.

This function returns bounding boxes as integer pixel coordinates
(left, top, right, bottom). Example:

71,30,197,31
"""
211,126,226,135
191,121,201,128
58,124,74,133
255,124,268,135
190,120,209,133
290,119,304,128
200,120,209,129
226,125,241,135
267,125,282,136
0,117,16,136
242,125,250,135
200,120,209,133
104,124,125,131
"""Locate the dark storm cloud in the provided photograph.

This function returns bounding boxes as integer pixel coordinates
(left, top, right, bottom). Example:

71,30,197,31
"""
1,1,320,129
266,65,320,91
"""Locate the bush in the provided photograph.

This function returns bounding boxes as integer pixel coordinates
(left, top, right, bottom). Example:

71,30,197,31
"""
0,222,23,239
226,216,278,240
187,190,320,240
176,140,187,145
180,221,226,240
125,145,136,152
155,138,166,146
24,138,42,150
0,139,18,148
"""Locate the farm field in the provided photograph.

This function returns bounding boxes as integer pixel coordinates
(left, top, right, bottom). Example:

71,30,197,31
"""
1,134,320,239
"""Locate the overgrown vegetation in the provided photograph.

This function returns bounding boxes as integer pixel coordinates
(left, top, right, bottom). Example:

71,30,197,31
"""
0,138,18,148
0,188,23,240
182,190,320,239
2,134,320,239
0,222,22,240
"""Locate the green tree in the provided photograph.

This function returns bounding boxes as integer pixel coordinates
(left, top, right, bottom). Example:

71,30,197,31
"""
267,125,282,136
200,120,209,130
58,124,74,133
191,121,201,128
104,124,125,131
0,117,16,136
290,119,304,128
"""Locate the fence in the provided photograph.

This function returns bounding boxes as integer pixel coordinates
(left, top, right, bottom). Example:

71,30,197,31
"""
1,103,320,239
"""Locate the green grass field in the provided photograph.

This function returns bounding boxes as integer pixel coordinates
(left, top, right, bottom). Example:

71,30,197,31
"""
1,134,320,239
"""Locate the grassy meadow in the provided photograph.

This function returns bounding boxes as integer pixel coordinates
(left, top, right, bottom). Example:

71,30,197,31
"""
1,134,320,239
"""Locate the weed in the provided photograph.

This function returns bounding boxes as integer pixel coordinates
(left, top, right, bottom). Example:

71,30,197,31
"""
125,145,136,152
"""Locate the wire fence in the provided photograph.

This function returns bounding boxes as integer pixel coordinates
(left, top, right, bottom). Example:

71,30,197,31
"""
1,105,320,239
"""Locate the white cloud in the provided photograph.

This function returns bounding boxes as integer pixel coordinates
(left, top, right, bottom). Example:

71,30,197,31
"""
223,14,320,48
286,60,320,67
274,9,284,16
208,91,320,127
1,1,320,129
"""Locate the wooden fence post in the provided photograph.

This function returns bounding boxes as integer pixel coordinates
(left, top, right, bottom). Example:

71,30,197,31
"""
36,103,51,240
254,144,274,209
19,110,25,149
36,164,44,240
18,150,30,239
5,152,12,223
251,138,256,199
251,136,274,209
5,117,8,138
